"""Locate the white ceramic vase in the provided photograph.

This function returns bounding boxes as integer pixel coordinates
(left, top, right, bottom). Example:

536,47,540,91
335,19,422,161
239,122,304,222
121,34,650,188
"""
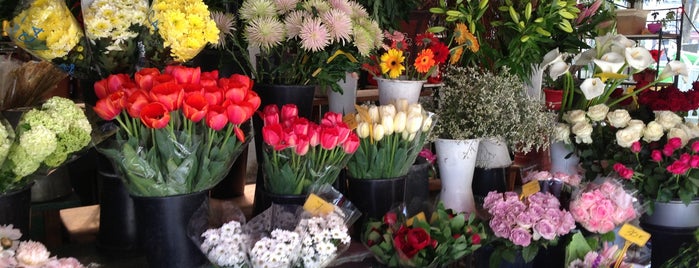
435,138,480,213
549,141,579,175
327,72,358,115
376,77,425,105
475,137,512,168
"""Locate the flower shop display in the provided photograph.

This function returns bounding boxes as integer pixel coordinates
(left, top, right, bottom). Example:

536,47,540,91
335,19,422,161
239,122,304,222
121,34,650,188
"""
569,178,639,235
363,202,487,267
521,170,581,201
565,232,632,268
637,81,699,113
482,191,576,266
259,104,358,195
94,66,258,196
363,31,447,104
0,224,86,267
81,0,149,76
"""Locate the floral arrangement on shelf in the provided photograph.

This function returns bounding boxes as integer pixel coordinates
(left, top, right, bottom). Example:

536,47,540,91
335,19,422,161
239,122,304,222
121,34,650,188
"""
141,0,220,66
0,224,86,267
0,96,92,194
637,81,699,113
565,232,632,268
569,178,639,235
259,104,359,195
234,0,382,92
8,0,90,77
483,191,576,265
433,65,556,153
362,31,448,81
94,66,260,197
362,203,487,267
81,0,149,76
198,187,357,268
345,100,434,179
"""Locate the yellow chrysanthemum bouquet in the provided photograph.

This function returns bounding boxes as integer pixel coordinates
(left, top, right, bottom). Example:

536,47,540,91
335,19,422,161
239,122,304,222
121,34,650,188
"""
140,0,219,67
8,0,89,76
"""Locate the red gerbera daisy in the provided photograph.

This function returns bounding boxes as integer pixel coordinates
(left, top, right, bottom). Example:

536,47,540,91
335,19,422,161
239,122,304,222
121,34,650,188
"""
430,42,450,64
416,32,438,47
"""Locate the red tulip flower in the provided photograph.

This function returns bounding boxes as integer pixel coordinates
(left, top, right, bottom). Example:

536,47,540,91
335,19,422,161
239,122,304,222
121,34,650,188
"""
182,83,204,96
342,134,359,154
260,105,280,126
203,86,224,106
206,104,228,131
140,102,170,129
226,103,250,125
94,92,124,120
183,93,208,123
320,127,340,150
166,65,201,85
262,123,285,149
126,90,150,118
245,91,261,111
134,68,160,91
150,82,184,111
281,104,298,123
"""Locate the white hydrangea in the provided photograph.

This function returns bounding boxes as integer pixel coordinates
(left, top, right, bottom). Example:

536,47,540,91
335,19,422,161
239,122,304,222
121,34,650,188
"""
18,125,57,161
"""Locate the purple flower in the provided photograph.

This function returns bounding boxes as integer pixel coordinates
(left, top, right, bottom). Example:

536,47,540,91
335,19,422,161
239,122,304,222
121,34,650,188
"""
418,148,437,165
534,219,557,240
483,191,502,210
509,227,532,247
515,212,535,228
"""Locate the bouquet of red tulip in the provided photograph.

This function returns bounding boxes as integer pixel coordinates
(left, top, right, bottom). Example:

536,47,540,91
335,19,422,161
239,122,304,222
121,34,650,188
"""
259,104,359,195
93,65,260,196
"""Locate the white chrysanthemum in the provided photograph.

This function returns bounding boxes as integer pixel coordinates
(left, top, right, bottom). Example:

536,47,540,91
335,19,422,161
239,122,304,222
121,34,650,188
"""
15,240,51,267
239,0,277,21
19,125,57,161
299,18,330,52
246,16,286,50
210,11,236,49
322,9,352,43
347,0,368,19
284,10,307,39
303,0,331,13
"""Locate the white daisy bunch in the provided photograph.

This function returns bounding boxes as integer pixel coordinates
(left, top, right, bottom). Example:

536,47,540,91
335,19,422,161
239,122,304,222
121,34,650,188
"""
81,0,149,52
200,220,249,268
249,229,301,268
295,211,351,268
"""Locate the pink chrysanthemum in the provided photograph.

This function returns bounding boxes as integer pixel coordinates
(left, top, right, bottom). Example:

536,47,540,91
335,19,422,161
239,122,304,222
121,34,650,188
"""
210,11,236,49
329,0,353,15
15,240,51,267
284,10,306,39
299,18,330,52
322,9,352,43
239,0,277,22
245,17,285,50
274,0,298,14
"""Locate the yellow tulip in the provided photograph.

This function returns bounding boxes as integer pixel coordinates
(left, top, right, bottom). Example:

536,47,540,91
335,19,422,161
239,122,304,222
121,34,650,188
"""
393,112,407,134
372,124,385,142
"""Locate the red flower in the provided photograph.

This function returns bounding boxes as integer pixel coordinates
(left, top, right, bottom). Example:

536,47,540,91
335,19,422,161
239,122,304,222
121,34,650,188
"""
203,86,224,106
430,42,450,64
321,112,343,127
245,91,261,112
393,226,431,259
631,141,642,153
342,133,359,154
383,212,397,225
295,136,310,156
320,127,340,150
259,105,280,126
182,83,204,96
206,104,228,131
125,90,150,118
234,126,245,142
309,124,320,147
140,102,170,129
134,68,161,91
613,163,634,179
225,103,250,125
200,70,219,88
150,82,184,111
224,85,247,104
415,32,438,47
651,150,663,162
94,92,124,120
153,74,175,87
471,233,481,245
281,104,298,123
667,160,691,175
262,123,286,150
293,117,311,136
183,93,208,123
166,65,201,84
94,74,130,99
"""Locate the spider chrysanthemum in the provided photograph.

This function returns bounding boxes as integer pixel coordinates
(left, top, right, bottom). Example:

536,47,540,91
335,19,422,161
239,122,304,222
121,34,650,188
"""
245,16,285,50
299,18,330,52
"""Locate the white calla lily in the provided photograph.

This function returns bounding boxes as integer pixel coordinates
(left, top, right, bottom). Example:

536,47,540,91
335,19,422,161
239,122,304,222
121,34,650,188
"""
658,60,689,81
541,48,564,67
580,78,605,100
573,49,596,66
548,61,570,80
593,52,625,73
625,47,653,71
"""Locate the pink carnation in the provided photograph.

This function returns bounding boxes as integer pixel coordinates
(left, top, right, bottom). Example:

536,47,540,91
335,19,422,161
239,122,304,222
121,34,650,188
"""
651,150,663,162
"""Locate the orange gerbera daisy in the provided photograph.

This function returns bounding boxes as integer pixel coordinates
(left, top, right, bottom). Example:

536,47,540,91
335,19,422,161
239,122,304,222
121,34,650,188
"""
450,47,464,65
454,23,479,52
414,49,435,74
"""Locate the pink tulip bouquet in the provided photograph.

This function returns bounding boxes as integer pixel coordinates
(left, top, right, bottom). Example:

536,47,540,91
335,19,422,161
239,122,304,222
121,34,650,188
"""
569,178,639,235
259,104,359,195
483,191,576,265
93,66,260,196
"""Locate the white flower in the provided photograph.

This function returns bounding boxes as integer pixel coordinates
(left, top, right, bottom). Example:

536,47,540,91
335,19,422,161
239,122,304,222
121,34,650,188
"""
616,127,642,148
393,111,407,133
548,61,570,81
572,122,593,144
379,104,395,118
15,240,51,267
586,104,609,122
667,127,689,146
553,123,571,144
356,122,370,138
580,78,605,100
643,121,664,142
606,109,632,128
565,110,588,125
682,122,699,139
594,52,625,73
372,123,385,141
627,119,645,132
654,111,683,130
381,115,395,135
368,105,380,123
658,60,689,81
625,47,654,71
0,224,22,251
405,114,423,135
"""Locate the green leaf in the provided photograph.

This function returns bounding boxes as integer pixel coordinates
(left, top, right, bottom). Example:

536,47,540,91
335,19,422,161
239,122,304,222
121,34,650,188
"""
565,233,593,265
429,7,446,14
450,214,466,230
428,26,446,33
522,245,538,263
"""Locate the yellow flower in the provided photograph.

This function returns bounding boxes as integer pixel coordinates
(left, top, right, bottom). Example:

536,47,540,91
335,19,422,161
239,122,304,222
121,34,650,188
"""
454,23,469,45
450,47,464,65
380,48,405,79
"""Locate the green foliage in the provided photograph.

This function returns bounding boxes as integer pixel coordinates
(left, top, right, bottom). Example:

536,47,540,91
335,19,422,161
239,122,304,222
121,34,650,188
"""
356,0,422,30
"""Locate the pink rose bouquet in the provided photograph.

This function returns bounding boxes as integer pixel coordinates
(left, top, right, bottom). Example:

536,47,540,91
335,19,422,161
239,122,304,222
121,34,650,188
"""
483,191,576,264
260,104,359,195
569,179,639,234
